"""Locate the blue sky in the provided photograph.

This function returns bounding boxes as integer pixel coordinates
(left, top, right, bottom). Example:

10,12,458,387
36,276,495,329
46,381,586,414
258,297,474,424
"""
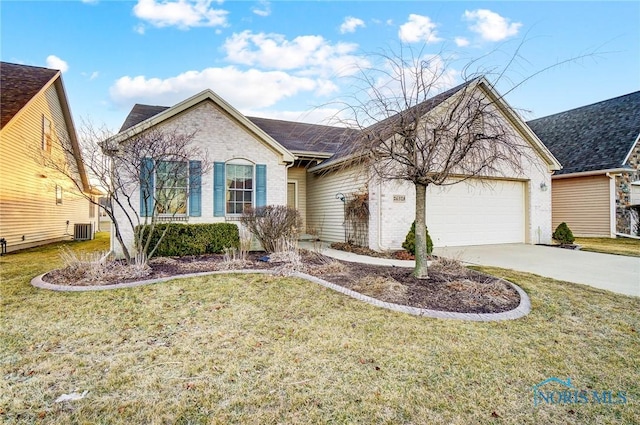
2,1,638,132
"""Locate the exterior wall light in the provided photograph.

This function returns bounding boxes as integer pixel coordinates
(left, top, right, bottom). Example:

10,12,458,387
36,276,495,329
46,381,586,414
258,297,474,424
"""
540,182,548,192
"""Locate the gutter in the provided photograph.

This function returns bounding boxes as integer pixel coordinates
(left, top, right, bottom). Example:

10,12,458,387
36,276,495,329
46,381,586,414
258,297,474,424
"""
552,168,632,180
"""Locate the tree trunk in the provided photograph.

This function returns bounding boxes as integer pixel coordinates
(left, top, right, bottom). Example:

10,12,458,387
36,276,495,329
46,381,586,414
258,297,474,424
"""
414,183,428,279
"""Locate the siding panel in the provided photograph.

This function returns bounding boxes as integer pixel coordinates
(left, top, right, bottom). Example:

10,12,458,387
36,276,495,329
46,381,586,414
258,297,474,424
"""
0,83,94,252
306,167,368,243
552,175,611,237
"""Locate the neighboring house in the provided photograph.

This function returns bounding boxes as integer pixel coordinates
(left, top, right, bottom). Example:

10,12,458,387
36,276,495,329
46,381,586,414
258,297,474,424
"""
528,91,640,237
109,77,560,255
0,62,97,253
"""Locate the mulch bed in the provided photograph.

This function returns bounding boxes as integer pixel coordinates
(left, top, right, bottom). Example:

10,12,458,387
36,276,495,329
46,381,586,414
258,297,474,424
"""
44,250,519,314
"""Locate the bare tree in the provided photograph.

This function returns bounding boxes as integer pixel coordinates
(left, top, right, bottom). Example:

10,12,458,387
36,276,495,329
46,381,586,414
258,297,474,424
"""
333,46,538,279
37,120,208,265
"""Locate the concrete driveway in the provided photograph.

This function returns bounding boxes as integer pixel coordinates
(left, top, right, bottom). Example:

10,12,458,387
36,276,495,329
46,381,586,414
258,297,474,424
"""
434,244,640,297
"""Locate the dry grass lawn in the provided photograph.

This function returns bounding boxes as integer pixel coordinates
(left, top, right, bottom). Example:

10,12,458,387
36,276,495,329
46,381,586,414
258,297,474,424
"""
1,234,639,424
575,237,640,257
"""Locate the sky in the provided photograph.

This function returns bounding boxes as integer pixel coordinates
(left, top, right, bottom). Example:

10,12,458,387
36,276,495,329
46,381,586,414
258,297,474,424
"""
2,1,639,133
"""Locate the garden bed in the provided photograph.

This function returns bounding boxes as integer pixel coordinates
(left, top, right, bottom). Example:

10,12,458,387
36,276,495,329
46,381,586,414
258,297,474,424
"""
43,250,519,314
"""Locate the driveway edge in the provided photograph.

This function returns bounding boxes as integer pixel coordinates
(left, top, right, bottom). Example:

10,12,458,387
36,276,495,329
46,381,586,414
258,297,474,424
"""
31,270,531,321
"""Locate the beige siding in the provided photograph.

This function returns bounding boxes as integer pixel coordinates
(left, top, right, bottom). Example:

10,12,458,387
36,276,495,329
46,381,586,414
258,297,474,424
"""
306,166,368,243
0,83,93,252
552,175,612,237
287,166,307,232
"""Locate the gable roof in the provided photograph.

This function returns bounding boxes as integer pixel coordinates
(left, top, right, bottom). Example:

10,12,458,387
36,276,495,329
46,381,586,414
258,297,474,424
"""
118,103,357,157
527,91,640,175
311,76,561,172
119,104,169,132
109,90,295,163
247,117,359,156
313,79,480,171
0,61,91,192
1,62,59,129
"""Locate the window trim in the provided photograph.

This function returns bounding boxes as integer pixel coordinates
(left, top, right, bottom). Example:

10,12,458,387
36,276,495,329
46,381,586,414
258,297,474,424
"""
155,160,189,217
225,161,255,216
55,185,63,205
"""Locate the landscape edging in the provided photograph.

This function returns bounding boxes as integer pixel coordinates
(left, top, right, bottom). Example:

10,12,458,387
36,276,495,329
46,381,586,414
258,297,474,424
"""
31,270,530,321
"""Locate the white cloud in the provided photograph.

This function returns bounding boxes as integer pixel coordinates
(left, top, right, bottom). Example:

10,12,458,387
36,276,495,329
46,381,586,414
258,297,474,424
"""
133,0,228,30
81,71,100,80
109,67,334,111
340,16,365,34
454,37,470,47
134,24,146,35
252,0,271,17
463,9,522,41
81,0,99,4
223,31,368,78
398,14,442,44
46,55,69,73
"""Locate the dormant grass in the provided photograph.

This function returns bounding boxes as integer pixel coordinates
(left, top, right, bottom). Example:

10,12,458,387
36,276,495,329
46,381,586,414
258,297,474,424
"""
1,233,638,424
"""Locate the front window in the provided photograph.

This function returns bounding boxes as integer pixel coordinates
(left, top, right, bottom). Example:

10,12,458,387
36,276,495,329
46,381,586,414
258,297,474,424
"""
226,163,253,214
156,160,188,215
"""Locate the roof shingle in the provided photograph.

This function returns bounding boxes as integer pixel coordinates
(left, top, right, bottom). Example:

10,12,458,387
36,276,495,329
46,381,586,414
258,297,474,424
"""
527,91,640,175
1,62,59,129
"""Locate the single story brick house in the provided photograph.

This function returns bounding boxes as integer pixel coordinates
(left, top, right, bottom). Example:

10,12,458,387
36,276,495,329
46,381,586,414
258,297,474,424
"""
528,91,640,237
107,77,561,255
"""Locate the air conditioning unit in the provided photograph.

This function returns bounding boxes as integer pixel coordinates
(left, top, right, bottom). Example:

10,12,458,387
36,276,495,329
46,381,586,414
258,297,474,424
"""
74,223,93,241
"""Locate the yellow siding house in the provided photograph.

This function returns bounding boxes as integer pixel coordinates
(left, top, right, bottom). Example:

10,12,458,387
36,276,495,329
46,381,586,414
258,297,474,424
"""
0,62,96,252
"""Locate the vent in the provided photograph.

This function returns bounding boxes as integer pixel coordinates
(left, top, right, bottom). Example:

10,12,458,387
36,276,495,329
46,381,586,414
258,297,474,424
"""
74,223,93,241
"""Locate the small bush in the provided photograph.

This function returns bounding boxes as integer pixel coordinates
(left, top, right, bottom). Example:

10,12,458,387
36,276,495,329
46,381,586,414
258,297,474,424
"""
136,223,239,257
241,205,301,253
552,222,575,245
402,221,433,255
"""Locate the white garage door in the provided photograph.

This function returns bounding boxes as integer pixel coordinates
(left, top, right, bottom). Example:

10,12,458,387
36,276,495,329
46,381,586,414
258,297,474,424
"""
426,180,525,246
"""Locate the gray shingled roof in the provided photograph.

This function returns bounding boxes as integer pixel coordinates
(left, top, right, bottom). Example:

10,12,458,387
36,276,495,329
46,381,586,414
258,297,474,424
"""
315,78,479,169
119,104,169,132
527,91,640,175
1,62,59,129
246,117,359,155
117,102,358,155
116,77,480,167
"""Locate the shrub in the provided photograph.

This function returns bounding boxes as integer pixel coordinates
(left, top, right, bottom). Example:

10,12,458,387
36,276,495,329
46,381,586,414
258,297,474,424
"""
402,221,433,255
136,223,239,257
552,222,575,245
241,205,302,253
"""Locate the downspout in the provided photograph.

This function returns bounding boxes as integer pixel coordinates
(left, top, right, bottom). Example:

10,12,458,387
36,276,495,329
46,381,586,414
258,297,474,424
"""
606,172,619,238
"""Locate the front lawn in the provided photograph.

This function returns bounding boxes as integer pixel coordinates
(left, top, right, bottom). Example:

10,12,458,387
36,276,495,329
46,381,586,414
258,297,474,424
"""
1,235,638,424
575,237,640,257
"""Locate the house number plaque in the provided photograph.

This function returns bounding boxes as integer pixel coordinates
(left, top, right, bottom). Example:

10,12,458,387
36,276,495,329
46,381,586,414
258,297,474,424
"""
393,195,406,202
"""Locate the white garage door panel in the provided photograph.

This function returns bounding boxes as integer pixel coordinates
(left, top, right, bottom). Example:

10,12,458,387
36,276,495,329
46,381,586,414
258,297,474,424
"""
426,180,525,246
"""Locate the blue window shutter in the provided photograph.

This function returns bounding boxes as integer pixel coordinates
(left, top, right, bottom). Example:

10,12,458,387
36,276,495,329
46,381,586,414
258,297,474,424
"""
140,157,154,217
213,162,225,217
256,164,267,207
189,160,202,217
